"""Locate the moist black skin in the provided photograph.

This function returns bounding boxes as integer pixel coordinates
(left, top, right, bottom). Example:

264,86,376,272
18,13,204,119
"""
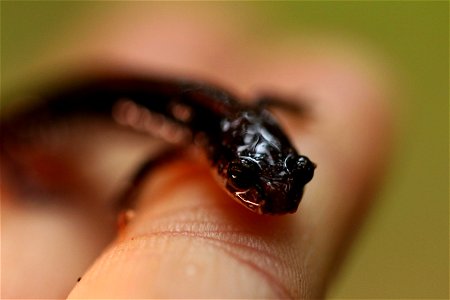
1,73,315,215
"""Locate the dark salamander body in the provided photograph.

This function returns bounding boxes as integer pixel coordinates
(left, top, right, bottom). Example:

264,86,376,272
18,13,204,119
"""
1,74,315,215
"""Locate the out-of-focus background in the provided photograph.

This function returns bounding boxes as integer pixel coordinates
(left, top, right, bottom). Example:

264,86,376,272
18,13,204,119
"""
1,2,448,298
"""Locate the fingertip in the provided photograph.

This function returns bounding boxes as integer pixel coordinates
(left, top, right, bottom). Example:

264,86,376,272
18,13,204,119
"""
68,160,307,298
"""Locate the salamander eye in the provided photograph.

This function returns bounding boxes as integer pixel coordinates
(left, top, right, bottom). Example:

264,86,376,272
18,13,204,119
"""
285,154,298,172
227,159,259,190
285,154,316,184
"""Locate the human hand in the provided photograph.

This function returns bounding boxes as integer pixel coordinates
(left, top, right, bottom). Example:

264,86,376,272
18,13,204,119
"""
1,5,392,298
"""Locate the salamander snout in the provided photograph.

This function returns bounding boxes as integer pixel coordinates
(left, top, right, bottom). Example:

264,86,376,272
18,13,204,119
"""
260,154,316,215
223,154,316,215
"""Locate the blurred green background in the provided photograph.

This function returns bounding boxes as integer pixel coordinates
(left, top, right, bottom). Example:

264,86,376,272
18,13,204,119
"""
1,2,448,298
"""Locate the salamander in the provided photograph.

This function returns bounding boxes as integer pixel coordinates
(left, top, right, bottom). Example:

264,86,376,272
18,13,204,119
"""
1,73,316,215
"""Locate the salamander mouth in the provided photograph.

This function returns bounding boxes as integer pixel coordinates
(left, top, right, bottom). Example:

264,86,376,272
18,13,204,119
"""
234,190,266,214
222,183,266,214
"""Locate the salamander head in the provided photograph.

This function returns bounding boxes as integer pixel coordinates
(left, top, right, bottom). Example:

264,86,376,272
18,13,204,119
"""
224,154,315,214
218,110,316,215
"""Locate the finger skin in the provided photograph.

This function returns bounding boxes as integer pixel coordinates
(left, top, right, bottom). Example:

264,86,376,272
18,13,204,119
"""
68,50,392,298
70,161,310,298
